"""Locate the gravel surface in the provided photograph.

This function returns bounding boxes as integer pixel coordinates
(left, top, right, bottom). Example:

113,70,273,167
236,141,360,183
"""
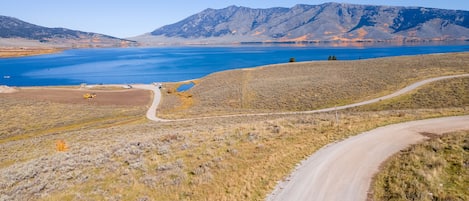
267,115,469,201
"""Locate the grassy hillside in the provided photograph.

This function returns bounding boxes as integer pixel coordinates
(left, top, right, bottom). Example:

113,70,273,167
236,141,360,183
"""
159,53,469,119
1,53,469,200
371,130,469,201
354,77,469,111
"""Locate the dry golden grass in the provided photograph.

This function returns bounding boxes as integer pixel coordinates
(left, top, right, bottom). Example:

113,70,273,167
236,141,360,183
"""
353,77,469,112
370,130,469,201
0,47,62,58
22,71,469,200
0,96,147,171
0,97,147,142
2,53,469,201
31,108,468,201
159,53,469,119
159,81,197,113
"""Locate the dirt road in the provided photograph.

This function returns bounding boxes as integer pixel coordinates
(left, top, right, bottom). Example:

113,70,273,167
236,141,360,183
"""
140,74,469,121
132,84,167,122
266,115,469,201
290,74,469,114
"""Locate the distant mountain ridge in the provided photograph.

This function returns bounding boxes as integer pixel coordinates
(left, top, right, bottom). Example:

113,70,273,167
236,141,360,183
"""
143,2,469,44
0,15,136,48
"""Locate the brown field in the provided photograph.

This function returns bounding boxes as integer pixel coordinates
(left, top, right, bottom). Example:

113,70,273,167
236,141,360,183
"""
1,87,151,106
0,53,469,200
0,87,150,144
0,47,63,58
159,53,469,119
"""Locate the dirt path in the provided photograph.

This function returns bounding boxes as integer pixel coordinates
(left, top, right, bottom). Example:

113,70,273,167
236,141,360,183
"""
140,74,469,122
131,84,168,122
266,115,469,201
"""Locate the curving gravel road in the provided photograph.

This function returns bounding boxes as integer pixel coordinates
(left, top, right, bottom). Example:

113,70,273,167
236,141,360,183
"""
137,74,469,122
266,115,469,201
131,84,168,122
129,75,469,200
299,74,469,114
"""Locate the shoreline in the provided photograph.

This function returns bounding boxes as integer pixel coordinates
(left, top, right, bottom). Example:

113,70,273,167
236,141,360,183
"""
2,49,468,88
2,40,468,59
3,52,469,89
0,47,65,58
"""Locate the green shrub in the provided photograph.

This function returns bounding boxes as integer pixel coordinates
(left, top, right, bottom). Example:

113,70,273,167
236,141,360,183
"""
328,55,337,60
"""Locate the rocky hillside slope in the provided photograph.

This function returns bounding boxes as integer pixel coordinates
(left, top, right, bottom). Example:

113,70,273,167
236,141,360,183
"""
0,15,137,48
140,2,469,44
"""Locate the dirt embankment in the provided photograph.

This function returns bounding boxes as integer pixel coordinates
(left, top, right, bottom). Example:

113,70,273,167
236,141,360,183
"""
0,85,17,93
0,47,63,58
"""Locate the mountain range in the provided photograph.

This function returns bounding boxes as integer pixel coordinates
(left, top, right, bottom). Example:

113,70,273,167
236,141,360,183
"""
1,2,469,47
0,16,136,48
138,2,469,45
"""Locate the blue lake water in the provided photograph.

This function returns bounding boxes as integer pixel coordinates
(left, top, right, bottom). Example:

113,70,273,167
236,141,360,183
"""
1,42,468,86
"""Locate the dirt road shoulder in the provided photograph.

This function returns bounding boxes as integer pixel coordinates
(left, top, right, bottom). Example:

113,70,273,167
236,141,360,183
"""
267,115,469,201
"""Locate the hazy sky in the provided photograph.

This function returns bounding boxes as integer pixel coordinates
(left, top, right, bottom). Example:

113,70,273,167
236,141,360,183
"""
1,0,468,38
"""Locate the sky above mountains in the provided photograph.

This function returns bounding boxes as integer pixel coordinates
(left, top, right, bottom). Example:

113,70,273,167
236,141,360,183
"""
1,0,468,38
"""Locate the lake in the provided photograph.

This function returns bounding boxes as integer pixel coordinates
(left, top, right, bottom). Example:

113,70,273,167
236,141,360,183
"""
1,42,468,86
